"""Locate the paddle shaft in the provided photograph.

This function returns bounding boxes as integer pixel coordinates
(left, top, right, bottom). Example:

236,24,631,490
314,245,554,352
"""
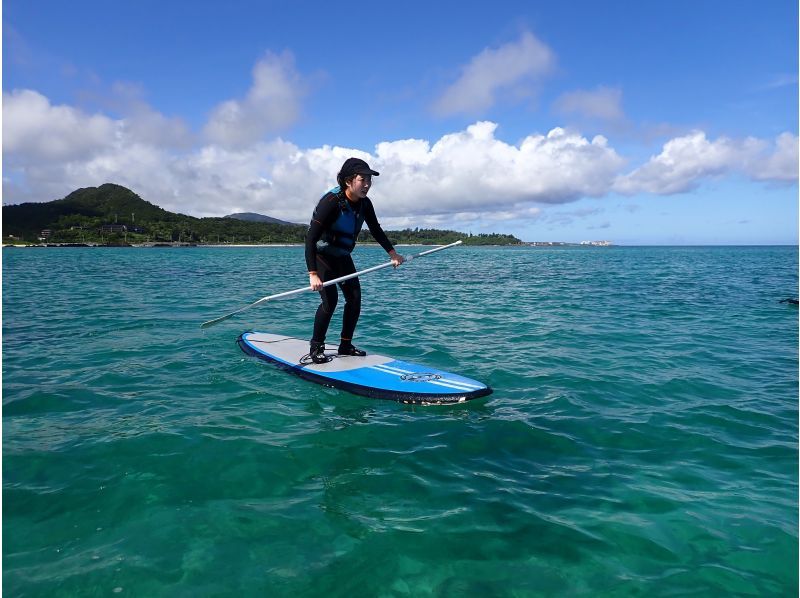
200,240,462,329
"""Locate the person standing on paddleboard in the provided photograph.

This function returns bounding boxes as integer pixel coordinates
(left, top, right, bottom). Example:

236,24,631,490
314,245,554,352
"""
305,157,404,364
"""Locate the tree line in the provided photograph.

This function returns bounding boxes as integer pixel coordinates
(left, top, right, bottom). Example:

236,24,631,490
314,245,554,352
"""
2,183,522,246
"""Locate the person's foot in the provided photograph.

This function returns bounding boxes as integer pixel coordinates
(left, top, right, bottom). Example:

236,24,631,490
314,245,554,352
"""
338,343,366,356
310,342,329,364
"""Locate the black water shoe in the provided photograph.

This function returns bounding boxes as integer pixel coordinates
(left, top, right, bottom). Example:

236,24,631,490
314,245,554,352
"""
338,343,366,357
310,342,329,364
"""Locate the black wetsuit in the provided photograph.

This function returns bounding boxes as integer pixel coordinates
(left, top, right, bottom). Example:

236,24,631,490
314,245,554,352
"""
305,189,394,346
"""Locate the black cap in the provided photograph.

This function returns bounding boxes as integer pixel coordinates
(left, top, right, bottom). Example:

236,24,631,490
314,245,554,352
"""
338,157,380,179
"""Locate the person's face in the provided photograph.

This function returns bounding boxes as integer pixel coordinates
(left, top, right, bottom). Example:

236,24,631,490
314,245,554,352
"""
347,174,371,199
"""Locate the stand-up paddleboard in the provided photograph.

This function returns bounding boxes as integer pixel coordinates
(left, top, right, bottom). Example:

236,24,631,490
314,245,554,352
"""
238,331,492,405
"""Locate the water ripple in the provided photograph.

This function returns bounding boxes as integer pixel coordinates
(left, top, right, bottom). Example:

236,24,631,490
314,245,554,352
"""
4,245,798,596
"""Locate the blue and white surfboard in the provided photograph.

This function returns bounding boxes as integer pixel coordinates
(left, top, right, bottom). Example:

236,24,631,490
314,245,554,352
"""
237,331,492,405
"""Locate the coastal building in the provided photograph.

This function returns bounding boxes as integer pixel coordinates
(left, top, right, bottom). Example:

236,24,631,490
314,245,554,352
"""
99,224,146,234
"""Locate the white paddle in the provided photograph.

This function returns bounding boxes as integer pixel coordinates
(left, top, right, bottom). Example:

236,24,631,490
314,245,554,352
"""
200,240,462,329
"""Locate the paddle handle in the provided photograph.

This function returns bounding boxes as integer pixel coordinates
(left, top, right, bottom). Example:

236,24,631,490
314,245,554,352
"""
200,240,462,329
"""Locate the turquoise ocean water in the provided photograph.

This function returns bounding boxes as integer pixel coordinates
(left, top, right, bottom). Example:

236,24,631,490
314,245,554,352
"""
3,245,798,596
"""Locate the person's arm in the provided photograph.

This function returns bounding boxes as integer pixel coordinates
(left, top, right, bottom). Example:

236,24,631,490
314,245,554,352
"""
305,194,339,289
363,199,404,267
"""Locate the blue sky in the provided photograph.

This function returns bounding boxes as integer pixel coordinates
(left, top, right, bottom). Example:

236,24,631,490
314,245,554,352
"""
4,0,798,244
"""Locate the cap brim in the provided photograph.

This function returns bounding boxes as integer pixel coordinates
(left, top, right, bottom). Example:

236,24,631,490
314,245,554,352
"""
355,168,380,176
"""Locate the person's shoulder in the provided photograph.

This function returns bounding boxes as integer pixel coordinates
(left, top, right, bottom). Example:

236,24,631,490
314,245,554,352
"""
324,185,342,198
315,189,340,207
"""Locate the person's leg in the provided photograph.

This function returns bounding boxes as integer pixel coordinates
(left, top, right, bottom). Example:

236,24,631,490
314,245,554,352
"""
338,256,365,355
339,278,362,348
310,255,339,360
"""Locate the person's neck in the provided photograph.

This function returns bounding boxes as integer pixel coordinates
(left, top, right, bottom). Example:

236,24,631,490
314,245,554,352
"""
344,189,361,203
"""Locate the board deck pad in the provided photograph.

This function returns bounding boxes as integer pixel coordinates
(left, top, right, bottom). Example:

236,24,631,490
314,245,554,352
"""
238,331,492,405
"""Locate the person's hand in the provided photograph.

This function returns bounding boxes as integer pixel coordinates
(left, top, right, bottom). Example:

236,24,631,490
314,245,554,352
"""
389,250,405,268
309,272,323,291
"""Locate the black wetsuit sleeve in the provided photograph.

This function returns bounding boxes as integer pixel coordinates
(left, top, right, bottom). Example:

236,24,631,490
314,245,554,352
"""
363,198,395,254
305,194,340,271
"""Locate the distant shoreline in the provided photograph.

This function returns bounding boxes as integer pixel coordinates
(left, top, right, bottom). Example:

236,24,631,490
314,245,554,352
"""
2,242,466,249
11,241,794,249
6,243,800,249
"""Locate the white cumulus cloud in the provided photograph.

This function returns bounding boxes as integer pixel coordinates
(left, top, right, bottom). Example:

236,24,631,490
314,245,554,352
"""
109,82,194,148
743,132,798,182
614,131,799,194
374,122,625,217
3,86,797,231
203,50,308,148
3,89,117,162
432,31,555,116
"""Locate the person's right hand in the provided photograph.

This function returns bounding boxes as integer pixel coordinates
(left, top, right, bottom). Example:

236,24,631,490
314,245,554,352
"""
309,272,323,291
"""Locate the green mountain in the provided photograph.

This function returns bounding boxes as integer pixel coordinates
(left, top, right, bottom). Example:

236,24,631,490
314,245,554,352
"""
3,184,175,238
2,184,309,244
225,212,296,226
2,183,522,246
